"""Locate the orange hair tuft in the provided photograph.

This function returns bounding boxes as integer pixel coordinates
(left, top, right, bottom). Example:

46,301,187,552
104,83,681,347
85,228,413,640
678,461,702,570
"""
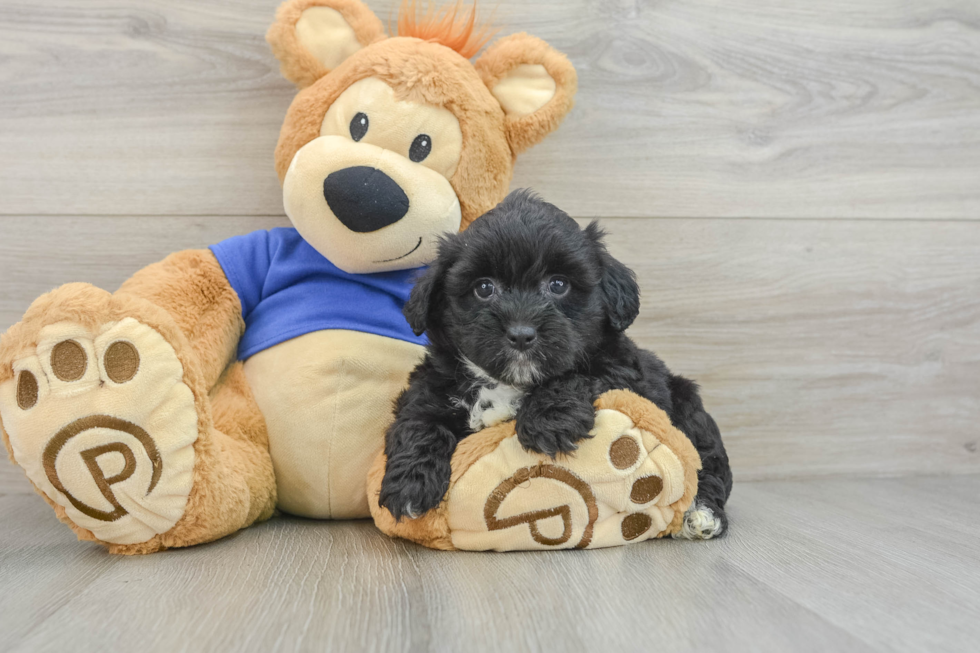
395,1,497,59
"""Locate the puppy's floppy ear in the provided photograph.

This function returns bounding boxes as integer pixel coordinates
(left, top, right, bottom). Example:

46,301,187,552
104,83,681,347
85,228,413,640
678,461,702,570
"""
474,33,578,155
586,222,640,332
404,267,441,336
267,0,386,89
403,237,460,336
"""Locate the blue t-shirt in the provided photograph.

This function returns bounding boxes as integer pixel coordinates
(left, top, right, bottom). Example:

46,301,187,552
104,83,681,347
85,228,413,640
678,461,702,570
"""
210,228,428,360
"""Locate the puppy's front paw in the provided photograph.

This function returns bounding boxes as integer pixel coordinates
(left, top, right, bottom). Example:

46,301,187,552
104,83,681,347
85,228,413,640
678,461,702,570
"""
516,398,595,458
379,463,450,521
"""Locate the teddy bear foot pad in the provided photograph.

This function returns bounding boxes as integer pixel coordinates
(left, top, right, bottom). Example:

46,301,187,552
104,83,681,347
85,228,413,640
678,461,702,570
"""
0,317,198,545
448,408,691,550
369,390,701,551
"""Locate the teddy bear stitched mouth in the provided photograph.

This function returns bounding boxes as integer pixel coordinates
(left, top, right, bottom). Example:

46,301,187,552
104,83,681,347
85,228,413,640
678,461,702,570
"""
322,166,410,233
374,237,423,264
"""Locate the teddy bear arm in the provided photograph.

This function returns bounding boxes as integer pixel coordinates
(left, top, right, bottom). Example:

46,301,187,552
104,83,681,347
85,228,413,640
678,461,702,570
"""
118,249,244,390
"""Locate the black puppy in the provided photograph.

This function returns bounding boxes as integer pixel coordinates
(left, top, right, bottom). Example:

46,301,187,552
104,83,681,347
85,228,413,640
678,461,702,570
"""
379,190,733,539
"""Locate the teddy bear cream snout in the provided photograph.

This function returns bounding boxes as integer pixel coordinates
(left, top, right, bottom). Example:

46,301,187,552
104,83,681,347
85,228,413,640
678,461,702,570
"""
280,75,465,274
283,132,462,275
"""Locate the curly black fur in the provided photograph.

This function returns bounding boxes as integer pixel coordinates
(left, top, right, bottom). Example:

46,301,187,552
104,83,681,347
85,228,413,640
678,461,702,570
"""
379,190,733,529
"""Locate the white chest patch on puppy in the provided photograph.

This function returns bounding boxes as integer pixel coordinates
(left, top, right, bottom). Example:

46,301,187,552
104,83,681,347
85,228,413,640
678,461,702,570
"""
460,358,528,432
468,382,525,432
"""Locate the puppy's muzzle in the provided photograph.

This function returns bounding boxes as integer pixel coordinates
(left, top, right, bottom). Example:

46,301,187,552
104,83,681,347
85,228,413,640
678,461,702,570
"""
323,166,410,233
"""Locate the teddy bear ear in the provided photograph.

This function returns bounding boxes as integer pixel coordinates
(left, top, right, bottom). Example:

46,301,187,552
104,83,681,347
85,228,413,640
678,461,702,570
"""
267,0,387,89
474,33,578,155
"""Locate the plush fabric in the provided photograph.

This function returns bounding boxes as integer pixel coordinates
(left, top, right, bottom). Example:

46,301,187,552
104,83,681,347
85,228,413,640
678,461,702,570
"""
282,133,463,273
0,1,703,556
488,63,557,118
320,77,464,178
273,36,516,230
210,228,428,358
268,0,387,88
0,283,276,554
367,390,701,551
117,250,244,390
3,317,199,545
295,6,365,72
474,33,578,155
244,329,423,518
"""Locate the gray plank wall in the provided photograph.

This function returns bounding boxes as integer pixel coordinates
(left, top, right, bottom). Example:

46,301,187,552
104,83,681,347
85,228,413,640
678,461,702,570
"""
1,0,979,495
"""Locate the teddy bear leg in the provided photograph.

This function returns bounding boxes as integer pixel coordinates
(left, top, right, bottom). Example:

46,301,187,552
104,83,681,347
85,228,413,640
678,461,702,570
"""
204,361,277,530
0,276,273,553
111,361,278,555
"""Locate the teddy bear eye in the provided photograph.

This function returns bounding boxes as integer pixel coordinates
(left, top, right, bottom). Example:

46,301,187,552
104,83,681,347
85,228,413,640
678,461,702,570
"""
410,134,432,162
473,278,495,300
350,113,369,142
548,276,570,296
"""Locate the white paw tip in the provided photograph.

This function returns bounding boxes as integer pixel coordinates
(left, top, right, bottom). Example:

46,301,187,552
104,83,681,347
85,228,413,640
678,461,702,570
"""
673,503,724,540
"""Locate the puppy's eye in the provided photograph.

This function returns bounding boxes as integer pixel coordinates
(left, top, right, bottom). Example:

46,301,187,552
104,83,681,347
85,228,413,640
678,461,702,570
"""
350,113,369,142
548,276,570,296
410,134,432,162
474,278,495,300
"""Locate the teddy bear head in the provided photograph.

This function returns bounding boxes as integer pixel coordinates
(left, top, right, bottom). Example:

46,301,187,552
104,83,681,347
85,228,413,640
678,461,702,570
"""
267,0,577,274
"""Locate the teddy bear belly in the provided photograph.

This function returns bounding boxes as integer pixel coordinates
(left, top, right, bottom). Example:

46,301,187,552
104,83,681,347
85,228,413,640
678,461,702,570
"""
243,329,424,519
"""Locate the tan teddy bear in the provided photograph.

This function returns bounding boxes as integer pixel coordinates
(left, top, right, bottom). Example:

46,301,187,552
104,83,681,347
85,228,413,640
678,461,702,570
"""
0,0,699,554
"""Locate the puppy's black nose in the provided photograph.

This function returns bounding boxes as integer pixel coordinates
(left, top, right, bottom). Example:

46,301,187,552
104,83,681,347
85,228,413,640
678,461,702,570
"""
322,166,410,233
506,325,537,351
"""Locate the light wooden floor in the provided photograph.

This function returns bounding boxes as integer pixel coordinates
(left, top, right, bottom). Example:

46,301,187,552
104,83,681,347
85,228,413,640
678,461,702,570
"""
2,475,978,653
2,1,979,651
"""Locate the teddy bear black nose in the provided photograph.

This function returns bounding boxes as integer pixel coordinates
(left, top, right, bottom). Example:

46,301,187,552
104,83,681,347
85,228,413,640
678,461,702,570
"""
322,166,410,233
